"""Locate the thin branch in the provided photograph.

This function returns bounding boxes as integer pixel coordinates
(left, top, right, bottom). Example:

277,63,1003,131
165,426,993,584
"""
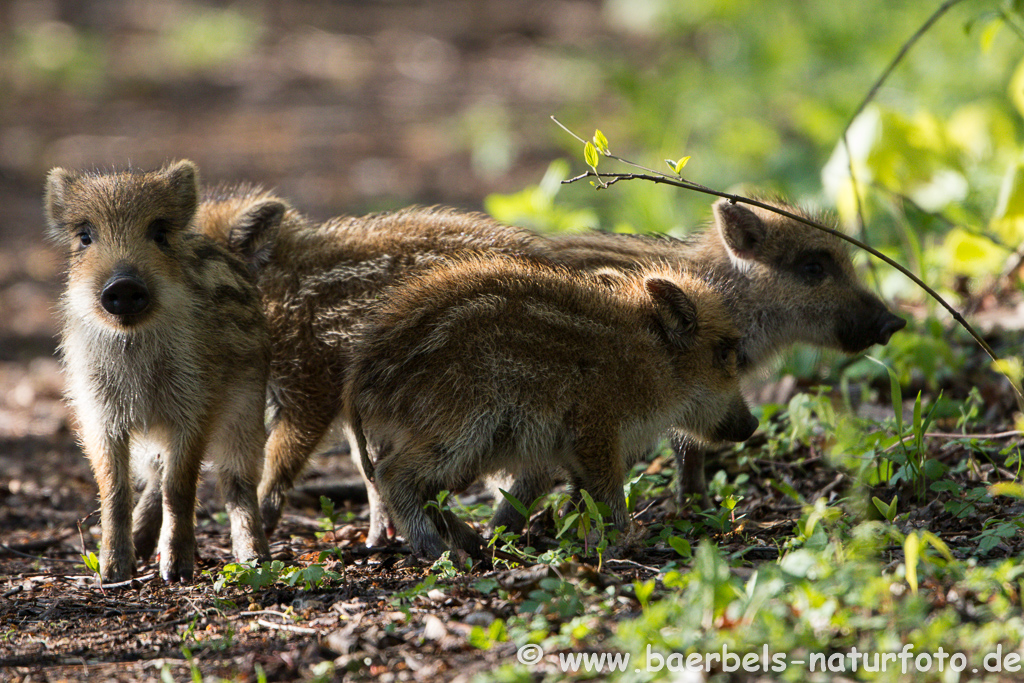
240,609,298,619
999,6,1024,43
843,0,967,151
552,116,717,193
561,168,1023,404
95,572,158,590
604,558,660,573
840,0,969,285
256,618,318,635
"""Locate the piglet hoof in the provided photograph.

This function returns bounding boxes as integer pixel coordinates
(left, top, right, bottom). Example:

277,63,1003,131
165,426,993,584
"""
234,529,271,567
157,548,195,584
100,560,136,585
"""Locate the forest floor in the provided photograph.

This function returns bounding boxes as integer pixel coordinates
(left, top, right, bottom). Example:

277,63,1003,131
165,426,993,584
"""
1,260,1022,681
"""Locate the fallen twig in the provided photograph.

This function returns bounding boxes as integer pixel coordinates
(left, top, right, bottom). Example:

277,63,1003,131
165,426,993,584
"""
256,618,318,635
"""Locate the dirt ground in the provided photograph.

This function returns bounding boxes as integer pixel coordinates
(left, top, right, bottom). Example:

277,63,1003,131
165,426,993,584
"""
2,2,1024,681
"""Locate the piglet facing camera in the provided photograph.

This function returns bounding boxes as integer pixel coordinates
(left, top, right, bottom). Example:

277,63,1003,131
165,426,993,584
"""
44,161,271,583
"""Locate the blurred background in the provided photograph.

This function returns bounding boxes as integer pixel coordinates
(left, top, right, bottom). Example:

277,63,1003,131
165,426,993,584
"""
1,0,1022,435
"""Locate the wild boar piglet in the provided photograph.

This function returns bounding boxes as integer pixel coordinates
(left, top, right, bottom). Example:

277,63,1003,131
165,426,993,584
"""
345,254,757,559
45,161,271,583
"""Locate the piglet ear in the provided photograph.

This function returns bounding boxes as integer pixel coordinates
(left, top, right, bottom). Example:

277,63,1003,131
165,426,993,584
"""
645,276,698,347
44,168,74,224
161,159,200,217
714,199,766,266
228,199,286,270
43,167,76,243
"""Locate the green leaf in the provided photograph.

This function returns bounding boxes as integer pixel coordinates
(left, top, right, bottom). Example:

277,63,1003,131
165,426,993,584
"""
980,16,1002,53
664,156,692,175
579,488,601,522
498,489,530,521
634,579,655,610
593,129,609,154
990,481,1024,498
912,391,923,439
558,512,580,538
668,535,692,560
921,530,956,563
584,141,599,168
871,494,897,521
81,551,100,575
770,479,806,504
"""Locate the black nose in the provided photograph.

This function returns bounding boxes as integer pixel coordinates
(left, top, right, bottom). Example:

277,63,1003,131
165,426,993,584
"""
101,275,150,316
875,313,906,345
714,404,759,443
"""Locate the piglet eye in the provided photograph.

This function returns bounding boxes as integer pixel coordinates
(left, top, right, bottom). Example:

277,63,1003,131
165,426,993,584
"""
801,260,824,280
76,222,93,249
717,345,733,367
149,218,171,246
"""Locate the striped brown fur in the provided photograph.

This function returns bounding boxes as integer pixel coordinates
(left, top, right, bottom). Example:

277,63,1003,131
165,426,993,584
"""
342,254,756,559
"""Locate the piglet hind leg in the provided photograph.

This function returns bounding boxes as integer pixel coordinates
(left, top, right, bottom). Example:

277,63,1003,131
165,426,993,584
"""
373,444,451,561
363,479,392,547
131,452,164,562
349,434,393,548
211,399,272,566
258,406,336,535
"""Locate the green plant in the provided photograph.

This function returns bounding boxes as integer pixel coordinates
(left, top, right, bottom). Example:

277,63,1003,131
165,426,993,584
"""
496,488,545,547
179,646,204,683
210,560,342,593
519,577,588,619
430,551,471,578
866,357,950,498
390,575,442,617
974,518,1021,555
315,495,355,541
552,489,612,566
792,497,848,551
79,550,100,577
903,529,957,595
871,494,899,522
468,618,509,650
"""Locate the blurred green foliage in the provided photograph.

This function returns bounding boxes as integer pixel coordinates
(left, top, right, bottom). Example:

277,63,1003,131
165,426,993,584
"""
485,0,1024,393
490,0,1024,303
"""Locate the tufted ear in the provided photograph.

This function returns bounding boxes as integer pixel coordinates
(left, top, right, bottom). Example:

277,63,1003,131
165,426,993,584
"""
713,199,767,269
44,167,74,222
227,199,286,271
43,167,77,243
645,276,698,347
160,160,200,218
